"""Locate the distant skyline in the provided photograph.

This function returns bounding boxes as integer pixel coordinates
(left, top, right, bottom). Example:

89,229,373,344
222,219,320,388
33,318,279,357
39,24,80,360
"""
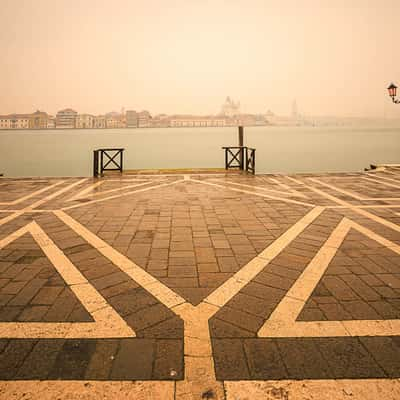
1,0,400,119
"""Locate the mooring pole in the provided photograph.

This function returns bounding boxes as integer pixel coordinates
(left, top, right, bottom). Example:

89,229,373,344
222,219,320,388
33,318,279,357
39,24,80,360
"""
238,125,244,170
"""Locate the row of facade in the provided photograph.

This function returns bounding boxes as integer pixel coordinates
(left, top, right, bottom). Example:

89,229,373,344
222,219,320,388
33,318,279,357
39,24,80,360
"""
0,108,268,129
0,111,52,129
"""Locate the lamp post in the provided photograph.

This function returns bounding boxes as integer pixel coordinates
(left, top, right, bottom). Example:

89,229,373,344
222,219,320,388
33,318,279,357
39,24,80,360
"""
387,83,400,104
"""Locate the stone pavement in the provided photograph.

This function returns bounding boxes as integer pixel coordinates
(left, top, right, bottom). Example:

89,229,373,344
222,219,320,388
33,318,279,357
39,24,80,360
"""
0,168,400,399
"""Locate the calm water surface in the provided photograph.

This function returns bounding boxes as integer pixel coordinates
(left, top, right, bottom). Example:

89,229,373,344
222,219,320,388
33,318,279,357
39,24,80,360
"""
0,126,399,177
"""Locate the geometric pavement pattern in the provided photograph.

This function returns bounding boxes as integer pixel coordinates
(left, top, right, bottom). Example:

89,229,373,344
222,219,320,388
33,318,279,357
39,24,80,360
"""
0,169,400,399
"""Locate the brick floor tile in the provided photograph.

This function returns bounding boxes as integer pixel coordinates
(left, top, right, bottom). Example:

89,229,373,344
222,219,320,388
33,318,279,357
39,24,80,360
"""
199,273,232,288
0,339,37,379
316,338,386,378
213,339,250,380
92,271,130,291
244,339,288,379
215,306,264,333
321,276,359,301
277,338,332,379
168,265,198,277
210,318,255,338
42,288,80,322
376,274,400,289
31,286,63,305
152,339,183,379
342,300,382,319
16,340,65,379
139,316,184,339
85,340,119,380
111,339,154,379
217,256,238,272
48,340,97,379
108,288,158,317
1,280,27,295
370,300,400,318
195,248,217,263
7,278,47,306
360,337,400,377
254,272,294,291
242,282,286,303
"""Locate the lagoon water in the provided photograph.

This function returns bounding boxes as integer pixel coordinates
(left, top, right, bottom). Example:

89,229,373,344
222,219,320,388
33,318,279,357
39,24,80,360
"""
0,125,399,177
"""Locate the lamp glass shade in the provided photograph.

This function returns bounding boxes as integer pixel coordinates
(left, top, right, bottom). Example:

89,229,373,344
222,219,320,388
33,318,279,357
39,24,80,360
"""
388,83,397,97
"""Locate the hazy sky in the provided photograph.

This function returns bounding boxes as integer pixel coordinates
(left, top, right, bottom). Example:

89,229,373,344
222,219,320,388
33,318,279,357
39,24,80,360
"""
1,0,399,117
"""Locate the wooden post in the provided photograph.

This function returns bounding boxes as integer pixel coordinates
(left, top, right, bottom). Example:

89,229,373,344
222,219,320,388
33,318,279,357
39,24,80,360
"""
93,150,99,177
238,126,244,170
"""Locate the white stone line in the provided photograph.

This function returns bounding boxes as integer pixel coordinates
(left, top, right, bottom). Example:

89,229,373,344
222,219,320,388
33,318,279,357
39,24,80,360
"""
104,177,161,181
53,210,224,397
288,175,400,200
364,175,400,189
0,179,50,183
67,180,105,201
0,378,399,400
54,210,187,309
61,179,184,211
269,176,308,198
0,209,56,213
174,206,322,398
326,205,400,209
28,178,88,209
55,207,323,399
0,180,64,205
0,221,134,339
258,217,400,338
209,178,307,199
309,178,400,233
384,169,400,177
67,180,153,202
0,381,175,400
0,179,87,227
259,218,351,336
225,379,400,400
309,177,400,201
190,178,315,207
286,176,306,185
377,174,400,183
203,206,325,309
307,177,370,201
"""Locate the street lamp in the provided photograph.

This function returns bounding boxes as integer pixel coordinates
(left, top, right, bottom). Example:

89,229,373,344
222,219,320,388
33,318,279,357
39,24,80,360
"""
387,83,400,104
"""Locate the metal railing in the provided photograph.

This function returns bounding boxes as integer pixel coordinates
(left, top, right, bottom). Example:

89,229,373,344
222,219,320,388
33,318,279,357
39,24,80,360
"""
93,148,124,177
222,146,256,174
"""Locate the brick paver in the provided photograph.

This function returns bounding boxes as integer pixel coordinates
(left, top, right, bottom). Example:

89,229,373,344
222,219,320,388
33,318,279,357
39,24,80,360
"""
1,169,400,399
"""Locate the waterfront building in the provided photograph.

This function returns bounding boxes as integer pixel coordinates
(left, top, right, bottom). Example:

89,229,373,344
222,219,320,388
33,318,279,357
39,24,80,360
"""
0,116,11,129
93,115,106,129
254,114,268,125
76,114,94,129
47,117,56,129
30,110,49,129
137,111,152,128
0,114,31,129
105,112,125,128
126,110,138,128
219,96,240,117
149,114,170,128
56,108,77,129
169,115,227,127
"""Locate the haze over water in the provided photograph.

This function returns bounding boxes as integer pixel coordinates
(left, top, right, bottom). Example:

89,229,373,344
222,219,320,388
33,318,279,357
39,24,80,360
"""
1,0,400,119
0,125,399,177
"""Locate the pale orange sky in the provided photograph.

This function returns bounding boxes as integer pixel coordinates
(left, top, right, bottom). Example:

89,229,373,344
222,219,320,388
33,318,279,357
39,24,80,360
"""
1,0,399,118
